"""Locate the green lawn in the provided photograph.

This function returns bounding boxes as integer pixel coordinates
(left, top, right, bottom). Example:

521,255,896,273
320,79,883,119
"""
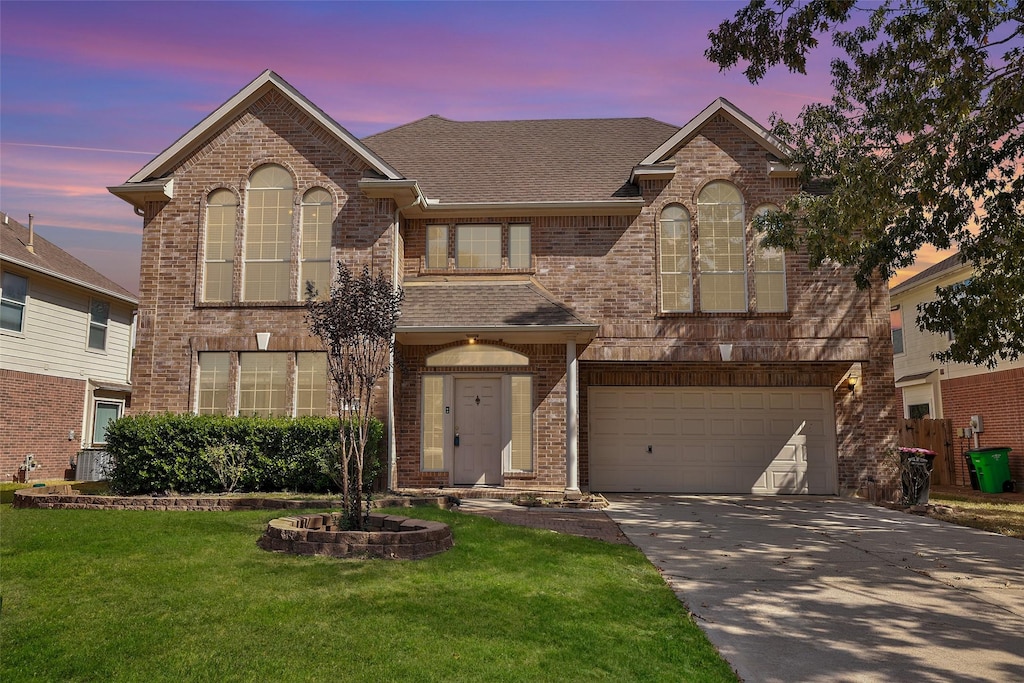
0,504,736,682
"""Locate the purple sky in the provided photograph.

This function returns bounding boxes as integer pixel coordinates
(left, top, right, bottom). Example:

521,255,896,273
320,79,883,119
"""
3,0,922,295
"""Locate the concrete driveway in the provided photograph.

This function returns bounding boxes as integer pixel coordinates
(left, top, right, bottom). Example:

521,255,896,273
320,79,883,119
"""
606,495,1024,683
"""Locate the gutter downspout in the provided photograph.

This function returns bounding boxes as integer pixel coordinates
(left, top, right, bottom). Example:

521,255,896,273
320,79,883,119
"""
387,191,424,491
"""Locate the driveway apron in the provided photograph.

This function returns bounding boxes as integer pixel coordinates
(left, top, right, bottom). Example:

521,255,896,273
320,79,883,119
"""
606,495,1024,683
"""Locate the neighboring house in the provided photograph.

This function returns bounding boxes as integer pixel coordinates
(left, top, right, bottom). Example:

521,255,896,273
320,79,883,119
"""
109,70,894,496
890,253,1024,483
1,212,138,481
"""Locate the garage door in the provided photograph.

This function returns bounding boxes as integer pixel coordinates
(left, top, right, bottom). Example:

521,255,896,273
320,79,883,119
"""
588,387,837,494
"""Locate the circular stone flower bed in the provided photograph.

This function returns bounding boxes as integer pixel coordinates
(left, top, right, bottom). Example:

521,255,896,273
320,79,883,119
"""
258,512,453,560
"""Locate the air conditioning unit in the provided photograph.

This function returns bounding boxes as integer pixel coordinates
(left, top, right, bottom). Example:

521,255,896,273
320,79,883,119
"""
76,449,112,482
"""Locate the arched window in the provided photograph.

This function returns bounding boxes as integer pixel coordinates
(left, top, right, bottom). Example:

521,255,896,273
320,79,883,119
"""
425,344,529,367
752,204,786,312
697,181,746,312
244,164,293,301
300,188,333,298
659,203,692,312
203,189,237,302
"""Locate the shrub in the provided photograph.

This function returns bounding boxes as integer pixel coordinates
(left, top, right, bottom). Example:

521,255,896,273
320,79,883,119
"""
104,414,383,495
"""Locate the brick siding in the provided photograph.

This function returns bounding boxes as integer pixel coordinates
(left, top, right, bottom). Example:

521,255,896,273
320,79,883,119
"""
0,369,84,480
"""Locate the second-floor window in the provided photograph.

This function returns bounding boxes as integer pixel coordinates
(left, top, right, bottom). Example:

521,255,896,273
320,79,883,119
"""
300,188,332,297
88,299,110,350
244,165,293,302
698,181,747,312
1,271,28,332
202,165,335,304
426,223,532,271
891,305,905,354
659,204,693,312
752,204,787,312
204,189,238,302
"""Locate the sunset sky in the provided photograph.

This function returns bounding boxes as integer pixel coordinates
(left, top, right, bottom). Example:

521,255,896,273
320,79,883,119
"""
1,0,944,294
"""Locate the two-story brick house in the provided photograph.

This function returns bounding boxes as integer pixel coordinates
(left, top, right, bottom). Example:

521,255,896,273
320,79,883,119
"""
109,71,894,495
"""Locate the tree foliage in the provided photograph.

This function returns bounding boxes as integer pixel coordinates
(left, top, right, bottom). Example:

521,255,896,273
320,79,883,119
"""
708,0,1023,366
306,263,402,529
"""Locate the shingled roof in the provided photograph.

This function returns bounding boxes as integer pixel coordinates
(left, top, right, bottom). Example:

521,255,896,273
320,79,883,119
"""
0,212,137,303
363,115,680,204
398,278,596,332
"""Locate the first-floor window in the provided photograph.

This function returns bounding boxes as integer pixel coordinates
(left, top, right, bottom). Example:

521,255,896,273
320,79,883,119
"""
198,352,231,415
91,401,123,445
421,375,445,471
295,352,328,416
239,352,289,416
509,375,532,471
197,351,330,417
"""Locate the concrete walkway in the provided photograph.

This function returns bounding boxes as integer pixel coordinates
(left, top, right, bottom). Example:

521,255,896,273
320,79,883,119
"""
606,495,1024,683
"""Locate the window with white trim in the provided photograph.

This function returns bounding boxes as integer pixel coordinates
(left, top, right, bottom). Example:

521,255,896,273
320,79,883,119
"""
197,351,331,417
244,165,293,302
295,352,328,417
659,204,692,312
300,188,332,298
1,271,28,332
197,352,231,415
91,400,123,446
203,189,237,302
752,204,787,312
698,181,747,312
88,299,110,350
891,305,905,354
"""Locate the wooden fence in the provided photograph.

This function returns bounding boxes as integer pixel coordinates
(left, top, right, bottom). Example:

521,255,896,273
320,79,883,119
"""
895,418,955,486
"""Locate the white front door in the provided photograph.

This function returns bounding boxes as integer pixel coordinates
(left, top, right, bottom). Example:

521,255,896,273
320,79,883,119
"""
453,377,502,485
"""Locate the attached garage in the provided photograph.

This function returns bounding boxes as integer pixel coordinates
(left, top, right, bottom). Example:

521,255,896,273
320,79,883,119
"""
588,387,837,494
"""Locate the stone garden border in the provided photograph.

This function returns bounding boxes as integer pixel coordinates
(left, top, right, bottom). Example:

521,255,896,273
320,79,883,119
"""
258,512,454,560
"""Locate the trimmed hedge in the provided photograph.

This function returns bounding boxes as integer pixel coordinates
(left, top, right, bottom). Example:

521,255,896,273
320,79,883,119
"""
104,414,383,495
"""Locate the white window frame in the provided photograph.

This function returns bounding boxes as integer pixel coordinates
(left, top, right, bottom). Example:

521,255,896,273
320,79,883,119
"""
1,270,28,334
90,399,125,446
300,188,333,299
88,299,110,351
203,188,238,303
243,164,294,302
658,204,693,313
697,181,748,312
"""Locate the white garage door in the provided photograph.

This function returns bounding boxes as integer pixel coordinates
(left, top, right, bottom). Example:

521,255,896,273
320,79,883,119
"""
589,387,837,494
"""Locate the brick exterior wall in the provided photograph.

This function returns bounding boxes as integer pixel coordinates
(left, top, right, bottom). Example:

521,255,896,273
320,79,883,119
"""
0,369,84,480
130,91,395,416
133,99,895,494
941,368,1024,485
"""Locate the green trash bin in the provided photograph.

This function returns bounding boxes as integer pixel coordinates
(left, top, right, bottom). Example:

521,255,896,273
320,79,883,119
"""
967,447,1014,493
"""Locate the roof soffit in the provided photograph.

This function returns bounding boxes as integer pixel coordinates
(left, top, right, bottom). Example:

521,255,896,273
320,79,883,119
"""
122,70,402,186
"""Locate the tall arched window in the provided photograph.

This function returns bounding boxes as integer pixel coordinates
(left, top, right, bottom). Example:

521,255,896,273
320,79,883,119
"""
659,203,692,312
752,204,787,312
697,181,746,312
244,164,293,301
203,189,237,302
300,187,333,298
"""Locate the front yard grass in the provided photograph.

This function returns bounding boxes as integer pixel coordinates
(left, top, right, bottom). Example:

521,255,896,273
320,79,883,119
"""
0,504,736,682
927,493,1024,539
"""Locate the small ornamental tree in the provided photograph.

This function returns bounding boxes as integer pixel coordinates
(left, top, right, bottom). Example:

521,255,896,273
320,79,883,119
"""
306,263,403,530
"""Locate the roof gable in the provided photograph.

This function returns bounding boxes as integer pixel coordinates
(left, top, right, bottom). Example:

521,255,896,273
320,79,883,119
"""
122,70,401,186
639,97,794,166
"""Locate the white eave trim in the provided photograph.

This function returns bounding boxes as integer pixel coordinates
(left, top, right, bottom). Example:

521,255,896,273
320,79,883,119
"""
107,178,174,210
768,160,805,178
0,255,138,305
123,70,402,186
641,97,794,165
629,164,677,183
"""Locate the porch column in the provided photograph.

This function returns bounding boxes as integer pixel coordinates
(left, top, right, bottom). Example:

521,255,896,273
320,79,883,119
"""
565,339,580,492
